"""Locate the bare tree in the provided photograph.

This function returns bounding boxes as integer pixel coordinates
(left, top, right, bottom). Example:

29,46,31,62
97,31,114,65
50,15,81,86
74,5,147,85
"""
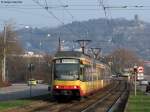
0,23,23,84
107,48,140,74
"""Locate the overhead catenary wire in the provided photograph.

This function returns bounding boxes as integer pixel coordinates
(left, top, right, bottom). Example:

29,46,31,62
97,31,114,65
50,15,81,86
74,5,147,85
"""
1,1,149,34
97,0,107,17
32,0,83,39
97,0,112,26
32,0,66,24
1,1,149,43
1,4,150,10
97,0,116,46
57,0,74,20
44,0,48,10
97,0,112,28
57,0,92,39
2,7,150,11
1,4,150,7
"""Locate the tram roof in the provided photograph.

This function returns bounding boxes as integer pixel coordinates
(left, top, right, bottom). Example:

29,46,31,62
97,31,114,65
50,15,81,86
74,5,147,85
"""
54,51,109,67
54,51,90,58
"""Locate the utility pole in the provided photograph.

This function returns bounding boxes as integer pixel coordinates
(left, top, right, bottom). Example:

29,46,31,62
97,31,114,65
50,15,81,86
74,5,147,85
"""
2,24,7,82
58,37,61,51
39,41,42,69
91,47,101,59
28,63,35,97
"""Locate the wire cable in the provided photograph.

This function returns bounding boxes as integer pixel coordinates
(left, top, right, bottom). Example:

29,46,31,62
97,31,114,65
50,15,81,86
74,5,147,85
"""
57,0,74,20
57,0,91,39
32,0,82,39
44,0,48,10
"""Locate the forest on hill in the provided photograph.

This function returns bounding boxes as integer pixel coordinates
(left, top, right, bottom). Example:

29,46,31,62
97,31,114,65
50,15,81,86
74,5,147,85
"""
17,17,150,60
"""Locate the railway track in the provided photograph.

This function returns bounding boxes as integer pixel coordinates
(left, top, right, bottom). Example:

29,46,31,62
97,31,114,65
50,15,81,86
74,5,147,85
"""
82,80,129,112
57,79,128,112
2,79,128,112
35,79,128,112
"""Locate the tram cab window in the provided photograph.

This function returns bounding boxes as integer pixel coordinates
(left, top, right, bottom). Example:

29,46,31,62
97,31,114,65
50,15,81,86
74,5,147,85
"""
54,63,80,80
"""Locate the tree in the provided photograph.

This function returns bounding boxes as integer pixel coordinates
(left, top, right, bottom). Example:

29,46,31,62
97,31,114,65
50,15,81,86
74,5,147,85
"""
0,23,23,84
107,48,140,74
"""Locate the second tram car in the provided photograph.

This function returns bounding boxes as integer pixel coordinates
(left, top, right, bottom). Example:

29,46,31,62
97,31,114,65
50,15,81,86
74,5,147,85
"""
51,51,111,99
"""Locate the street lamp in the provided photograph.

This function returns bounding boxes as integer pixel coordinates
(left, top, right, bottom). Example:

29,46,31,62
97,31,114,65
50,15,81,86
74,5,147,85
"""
38,34,51,67
25,25,33,97
47,34,51,37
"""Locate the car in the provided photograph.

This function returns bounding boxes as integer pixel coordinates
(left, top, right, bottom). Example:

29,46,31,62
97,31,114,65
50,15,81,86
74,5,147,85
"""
140,80,148,85
112,74,117,77
146,82,150,92
27,79,37,86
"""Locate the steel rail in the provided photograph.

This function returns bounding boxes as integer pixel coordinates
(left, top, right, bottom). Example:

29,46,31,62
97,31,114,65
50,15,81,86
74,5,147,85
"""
81,80,127,112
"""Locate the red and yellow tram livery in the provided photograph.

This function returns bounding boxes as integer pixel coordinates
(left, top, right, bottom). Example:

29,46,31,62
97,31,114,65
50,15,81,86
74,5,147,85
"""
51,51,111,98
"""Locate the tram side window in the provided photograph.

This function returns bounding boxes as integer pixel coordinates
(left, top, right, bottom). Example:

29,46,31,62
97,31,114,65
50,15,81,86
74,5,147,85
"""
84,65,88,81
98,69,101,80
87,66,92,81
101,69,104,79
80,65,84,81
80,65,93,81
81,65,91,81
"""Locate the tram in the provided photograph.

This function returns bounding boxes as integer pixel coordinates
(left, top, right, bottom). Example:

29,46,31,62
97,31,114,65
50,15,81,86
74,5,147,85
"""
51,51,111,99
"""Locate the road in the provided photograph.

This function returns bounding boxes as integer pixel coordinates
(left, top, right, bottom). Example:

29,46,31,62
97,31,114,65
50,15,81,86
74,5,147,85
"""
0,83,49,101
144,75,150,81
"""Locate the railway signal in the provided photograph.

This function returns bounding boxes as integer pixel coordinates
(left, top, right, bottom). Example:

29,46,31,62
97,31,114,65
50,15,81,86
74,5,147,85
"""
137,66,144,73
133,66,138,74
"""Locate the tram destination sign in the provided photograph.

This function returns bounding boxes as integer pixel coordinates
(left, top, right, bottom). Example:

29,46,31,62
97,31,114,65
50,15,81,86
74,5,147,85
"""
1,0,23,4
55,59,79,63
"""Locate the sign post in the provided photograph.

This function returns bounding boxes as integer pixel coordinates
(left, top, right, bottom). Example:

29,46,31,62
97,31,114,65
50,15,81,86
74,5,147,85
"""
134,65,138,96
137,66,144,80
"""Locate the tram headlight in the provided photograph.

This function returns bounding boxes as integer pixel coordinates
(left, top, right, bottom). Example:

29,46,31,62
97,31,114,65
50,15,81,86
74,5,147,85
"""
74,86,77,89
56,85,59,89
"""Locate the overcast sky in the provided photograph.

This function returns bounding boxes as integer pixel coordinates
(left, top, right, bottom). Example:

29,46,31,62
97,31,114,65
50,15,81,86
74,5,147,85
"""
0,0,150,29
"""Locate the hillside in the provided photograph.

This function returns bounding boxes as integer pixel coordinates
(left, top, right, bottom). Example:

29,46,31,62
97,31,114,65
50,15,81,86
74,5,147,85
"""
17,18,150,60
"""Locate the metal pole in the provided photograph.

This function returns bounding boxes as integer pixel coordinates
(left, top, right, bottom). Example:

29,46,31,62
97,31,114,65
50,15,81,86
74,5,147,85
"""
25,26,32,98
58,37,61,51
2,24,7,82
30,69,32,97
39,41,42,68
30,87,32,97
134,72,137,96
134,65,137,96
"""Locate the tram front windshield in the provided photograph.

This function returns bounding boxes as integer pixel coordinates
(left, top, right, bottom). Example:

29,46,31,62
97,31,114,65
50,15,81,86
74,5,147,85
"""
54,63,79,80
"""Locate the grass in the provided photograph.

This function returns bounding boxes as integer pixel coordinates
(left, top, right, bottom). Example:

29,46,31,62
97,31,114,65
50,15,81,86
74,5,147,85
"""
0,100,31,111
126,90,150,112
0,94,50,111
